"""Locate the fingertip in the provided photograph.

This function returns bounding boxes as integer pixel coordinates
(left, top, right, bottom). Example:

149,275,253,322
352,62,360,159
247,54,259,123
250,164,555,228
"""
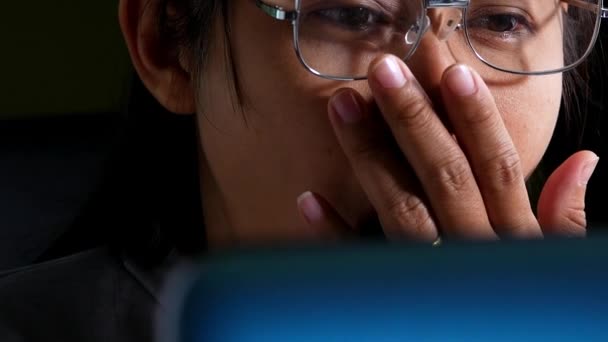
443,64,477,97
368,54,415,89
568,150,599,167
549,150,599,187
296,191,353,241
579,155,599,186
577,150,598,160
329,88,368,125
297,191,324,225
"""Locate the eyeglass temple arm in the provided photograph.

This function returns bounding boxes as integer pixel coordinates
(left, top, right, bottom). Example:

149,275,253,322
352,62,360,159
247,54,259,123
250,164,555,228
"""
255,0,298,21
563,0,608,18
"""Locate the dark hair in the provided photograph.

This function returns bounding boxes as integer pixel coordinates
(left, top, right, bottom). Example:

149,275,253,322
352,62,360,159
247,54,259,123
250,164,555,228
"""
157,0,245,111
41,0,233,265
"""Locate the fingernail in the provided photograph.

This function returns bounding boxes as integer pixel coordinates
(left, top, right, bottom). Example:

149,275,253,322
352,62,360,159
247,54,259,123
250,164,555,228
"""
331,91,362,124
445,65,477,96
297,191,323,225
373,56,407,89
580,157,599,186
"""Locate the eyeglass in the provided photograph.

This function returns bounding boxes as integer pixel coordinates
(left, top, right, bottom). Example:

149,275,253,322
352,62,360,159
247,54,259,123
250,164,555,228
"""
256,0,607,80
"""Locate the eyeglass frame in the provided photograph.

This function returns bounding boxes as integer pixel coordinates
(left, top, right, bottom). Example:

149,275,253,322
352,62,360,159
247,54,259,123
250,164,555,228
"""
256,0,608,81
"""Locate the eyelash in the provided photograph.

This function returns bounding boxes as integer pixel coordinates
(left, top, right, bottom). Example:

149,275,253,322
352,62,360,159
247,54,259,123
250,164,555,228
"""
311,6,389,32
466,10,536,38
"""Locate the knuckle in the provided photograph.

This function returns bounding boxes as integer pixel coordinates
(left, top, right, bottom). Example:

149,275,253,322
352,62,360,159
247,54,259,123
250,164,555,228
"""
433,155,474,194
541,204,587,237
483,147,523,189
349,138,385,166
563,206,587,231
390,87,432,130
496,218,541,239
463,106,495,126
384,191,433,240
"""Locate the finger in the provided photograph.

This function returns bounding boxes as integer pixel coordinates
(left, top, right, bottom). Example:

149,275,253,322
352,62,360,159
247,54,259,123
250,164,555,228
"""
368,55,496,240
328,88,438,242
538,151,598,237
297,191,353,241
440,64,541,239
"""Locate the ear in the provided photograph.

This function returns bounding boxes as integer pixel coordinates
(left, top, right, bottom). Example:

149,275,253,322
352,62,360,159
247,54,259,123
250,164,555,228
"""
119,0,196,114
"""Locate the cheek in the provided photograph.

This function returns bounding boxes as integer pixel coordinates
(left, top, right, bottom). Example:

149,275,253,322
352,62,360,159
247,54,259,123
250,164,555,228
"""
491,73,562,177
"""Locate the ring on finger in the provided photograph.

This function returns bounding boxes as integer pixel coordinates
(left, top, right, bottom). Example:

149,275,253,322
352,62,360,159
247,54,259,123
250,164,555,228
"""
432,236,442,247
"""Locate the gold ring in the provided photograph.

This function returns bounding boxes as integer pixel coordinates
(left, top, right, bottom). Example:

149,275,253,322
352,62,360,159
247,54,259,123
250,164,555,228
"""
432,236,442,247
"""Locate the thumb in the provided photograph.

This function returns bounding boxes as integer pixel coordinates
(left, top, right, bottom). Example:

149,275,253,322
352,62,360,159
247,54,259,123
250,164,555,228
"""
537,150,599,236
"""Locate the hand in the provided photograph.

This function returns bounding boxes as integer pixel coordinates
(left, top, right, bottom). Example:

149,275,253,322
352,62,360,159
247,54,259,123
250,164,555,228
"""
297,55,598,242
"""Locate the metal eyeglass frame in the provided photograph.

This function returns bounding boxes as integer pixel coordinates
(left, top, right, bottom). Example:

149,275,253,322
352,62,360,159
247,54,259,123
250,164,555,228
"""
256,0,608,81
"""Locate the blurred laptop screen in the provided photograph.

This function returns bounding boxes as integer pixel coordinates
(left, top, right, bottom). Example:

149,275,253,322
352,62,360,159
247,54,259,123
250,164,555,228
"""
174,237,608,342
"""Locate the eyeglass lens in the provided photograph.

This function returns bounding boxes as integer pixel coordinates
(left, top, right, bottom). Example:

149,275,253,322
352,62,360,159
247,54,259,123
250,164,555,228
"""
284,0,601,78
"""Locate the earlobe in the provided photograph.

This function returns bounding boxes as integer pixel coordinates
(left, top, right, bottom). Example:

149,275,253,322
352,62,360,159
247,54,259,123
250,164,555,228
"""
118,0,196,114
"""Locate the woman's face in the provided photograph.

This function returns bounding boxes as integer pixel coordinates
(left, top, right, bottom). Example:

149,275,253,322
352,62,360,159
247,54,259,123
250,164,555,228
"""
197,0,562,246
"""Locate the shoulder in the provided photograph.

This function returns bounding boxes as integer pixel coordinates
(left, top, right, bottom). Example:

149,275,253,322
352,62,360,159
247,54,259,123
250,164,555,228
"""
0,248,160,342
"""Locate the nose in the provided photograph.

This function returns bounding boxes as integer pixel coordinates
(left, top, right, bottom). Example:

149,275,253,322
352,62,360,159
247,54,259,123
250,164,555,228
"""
405,8,464,102
430,8,463,41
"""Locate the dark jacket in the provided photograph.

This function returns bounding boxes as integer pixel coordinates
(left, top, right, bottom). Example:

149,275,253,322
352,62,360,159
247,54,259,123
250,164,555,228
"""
0,247,182,342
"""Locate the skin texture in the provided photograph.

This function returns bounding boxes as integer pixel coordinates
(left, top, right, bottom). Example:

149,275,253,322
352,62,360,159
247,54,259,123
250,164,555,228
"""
119,0,598,248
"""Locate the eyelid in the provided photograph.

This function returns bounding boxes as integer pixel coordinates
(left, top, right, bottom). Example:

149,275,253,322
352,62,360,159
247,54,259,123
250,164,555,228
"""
467,6,537,32
467,1,537,23
303,0,394,19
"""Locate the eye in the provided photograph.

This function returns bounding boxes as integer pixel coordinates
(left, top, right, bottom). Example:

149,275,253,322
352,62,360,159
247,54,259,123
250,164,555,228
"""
313,7,386,31
467,9,535,37
477,14,527,33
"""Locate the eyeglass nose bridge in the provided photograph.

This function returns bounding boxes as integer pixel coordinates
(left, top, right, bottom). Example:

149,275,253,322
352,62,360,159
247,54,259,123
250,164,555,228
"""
424,0,471,40
404,7,464,56
425,0,468,41
405,0,468,47
405,0,471,45
432,8,464,40
426,0,470,8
